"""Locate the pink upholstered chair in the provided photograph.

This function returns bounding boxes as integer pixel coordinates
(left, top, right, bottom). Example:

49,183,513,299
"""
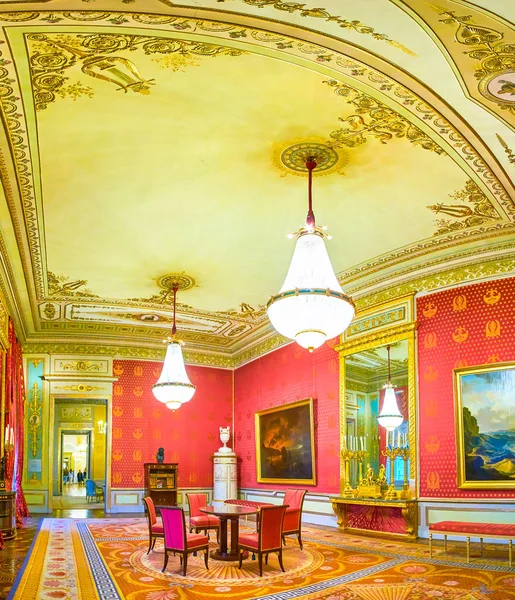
238,504,288,576
282,489,307,550
186,493,219,540
142,496,164,554
160,506,209,576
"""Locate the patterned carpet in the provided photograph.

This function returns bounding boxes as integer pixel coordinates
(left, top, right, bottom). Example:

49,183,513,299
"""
8,519,515,600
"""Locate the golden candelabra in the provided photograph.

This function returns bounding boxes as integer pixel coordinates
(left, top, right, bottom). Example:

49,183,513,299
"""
355,450,369,485
381,446,402,500
397,446,411,498
340,448,358,497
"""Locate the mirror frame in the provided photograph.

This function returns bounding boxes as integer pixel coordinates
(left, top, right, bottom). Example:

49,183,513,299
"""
335,295,418,496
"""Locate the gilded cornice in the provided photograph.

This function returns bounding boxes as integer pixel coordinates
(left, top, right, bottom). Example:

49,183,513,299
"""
158,0,417,56
22,341,236,369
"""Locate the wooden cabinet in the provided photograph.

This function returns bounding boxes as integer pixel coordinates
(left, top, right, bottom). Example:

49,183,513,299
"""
0,491,16,539
144,463,178,507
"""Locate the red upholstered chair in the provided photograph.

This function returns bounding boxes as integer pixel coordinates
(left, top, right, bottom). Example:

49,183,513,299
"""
142,496,164,554
160,506,209,576
238,504,288,576
186,493,219,541
282,489,307,550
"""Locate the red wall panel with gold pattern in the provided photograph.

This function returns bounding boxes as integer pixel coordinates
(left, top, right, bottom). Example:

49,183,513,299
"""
234,341,340,493
111,360,232,489
417,277,515,498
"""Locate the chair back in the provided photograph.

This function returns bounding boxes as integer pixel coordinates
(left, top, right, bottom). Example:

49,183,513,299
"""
283,489,306,511
161,506,187,552
186,493,207,518
85,479,96,497
258,504,288,551
142,496,157,526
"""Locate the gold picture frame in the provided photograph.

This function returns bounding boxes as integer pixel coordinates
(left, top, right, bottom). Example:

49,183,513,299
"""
454,362,515,489
255,398,316,485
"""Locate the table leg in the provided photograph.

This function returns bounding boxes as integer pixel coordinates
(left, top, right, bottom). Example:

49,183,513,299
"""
210,515,242,561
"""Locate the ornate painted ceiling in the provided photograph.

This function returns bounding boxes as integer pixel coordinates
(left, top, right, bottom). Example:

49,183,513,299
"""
0,0,512,368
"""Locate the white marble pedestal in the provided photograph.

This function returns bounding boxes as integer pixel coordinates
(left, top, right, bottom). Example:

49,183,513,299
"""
213,452,238,502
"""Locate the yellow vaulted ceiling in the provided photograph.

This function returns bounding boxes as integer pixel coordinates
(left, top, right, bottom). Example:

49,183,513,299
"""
0,0,513,367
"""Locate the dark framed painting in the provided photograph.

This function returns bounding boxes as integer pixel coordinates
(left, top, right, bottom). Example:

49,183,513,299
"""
454,362,515,489
255,398,316,485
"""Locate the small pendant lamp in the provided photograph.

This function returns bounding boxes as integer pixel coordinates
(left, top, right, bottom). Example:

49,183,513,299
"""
267,156,355,352
152,284,195,411
377,345,403,430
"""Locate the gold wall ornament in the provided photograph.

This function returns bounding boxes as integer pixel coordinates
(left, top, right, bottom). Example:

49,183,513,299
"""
60,406,92,420
324,80,444,155
496,134,515,165
429,180,499,236
27,32,243,109
452,326,469,343
28,382,42,459
484,288,501,305
55,385,103,393
453,294,467,311
485,319,501,338
158,0,416,55
60,360,101,372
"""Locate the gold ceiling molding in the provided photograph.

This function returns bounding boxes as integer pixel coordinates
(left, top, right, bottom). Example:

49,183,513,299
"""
497,134,515,166
338,222,515,289
324,80,444,155
159,0,416,56
428,179,499,235
21,341,236,368
392,0,515,131
28,32,243,110
353,255,515,313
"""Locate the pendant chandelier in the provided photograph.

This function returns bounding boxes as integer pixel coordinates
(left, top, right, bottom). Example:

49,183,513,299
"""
152,284,195,411
377,345,404,431
267,156,355,352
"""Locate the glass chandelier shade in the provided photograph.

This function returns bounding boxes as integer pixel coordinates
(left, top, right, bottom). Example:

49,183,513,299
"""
377,345,403,430
152,285,196,411
267,157,355,352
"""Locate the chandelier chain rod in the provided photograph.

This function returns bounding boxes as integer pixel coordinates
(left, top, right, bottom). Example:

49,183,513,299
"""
172,284,178,336
306,156,317,228
387,345,391,384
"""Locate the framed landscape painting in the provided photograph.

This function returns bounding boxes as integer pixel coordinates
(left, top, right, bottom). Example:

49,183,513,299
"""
454,362,515,489
255,398,316,485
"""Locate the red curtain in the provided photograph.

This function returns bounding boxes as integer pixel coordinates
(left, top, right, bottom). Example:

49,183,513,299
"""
4,319,29,525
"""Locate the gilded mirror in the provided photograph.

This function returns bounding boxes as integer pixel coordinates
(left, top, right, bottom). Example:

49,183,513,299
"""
336,297,417,497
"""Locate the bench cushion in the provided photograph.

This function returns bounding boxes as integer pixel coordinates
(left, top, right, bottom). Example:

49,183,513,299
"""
429,521,515,537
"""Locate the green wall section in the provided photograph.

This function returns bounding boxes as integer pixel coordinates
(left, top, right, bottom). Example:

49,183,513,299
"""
25,361,44,483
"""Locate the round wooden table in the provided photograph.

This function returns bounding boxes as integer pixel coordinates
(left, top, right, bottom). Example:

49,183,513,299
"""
200,503,258,561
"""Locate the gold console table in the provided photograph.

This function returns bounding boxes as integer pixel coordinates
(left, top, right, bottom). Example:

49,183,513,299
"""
331,496,418,540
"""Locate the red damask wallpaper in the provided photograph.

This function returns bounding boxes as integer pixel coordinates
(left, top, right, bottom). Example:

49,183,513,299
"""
111,360,232,489
234,341,340,493
417,277,515,498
